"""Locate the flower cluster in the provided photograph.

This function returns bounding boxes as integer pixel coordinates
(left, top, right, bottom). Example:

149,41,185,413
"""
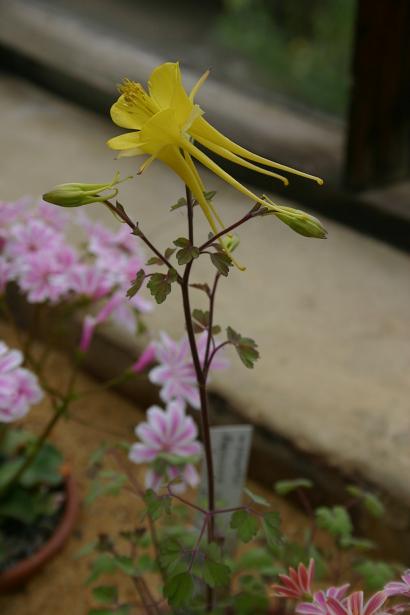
272,561,410,615
0,198,153,348
129,399,201,492
0,341,43,422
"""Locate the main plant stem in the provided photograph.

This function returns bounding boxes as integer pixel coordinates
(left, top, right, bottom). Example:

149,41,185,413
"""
183,187,215,611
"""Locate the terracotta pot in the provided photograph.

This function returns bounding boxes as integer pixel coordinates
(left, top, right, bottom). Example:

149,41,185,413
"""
0,473,79,592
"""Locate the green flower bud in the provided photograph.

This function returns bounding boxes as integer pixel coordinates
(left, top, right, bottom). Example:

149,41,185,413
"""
42,172,130,207
275,207,327,239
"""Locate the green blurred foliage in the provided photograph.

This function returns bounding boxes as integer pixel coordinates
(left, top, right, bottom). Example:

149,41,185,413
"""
215,0,355,116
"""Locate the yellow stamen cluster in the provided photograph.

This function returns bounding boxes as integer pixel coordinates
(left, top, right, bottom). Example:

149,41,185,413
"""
118,79,157,115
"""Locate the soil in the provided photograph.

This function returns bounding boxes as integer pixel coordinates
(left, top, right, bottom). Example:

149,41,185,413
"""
0,483,65,573
0,324,309,614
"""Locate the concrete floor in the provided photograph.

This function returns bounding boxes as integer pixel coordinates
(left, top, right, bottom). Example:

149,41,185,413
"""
1,74,409,507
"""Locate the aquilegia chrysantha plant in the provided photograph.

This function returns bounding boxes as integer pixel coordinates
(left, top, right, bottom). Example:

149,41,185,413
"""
42,61,406,614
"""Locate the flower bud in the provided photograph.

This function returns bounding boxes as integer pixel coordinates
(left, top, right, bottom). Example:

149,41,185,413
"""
264,202,327,239
43,172,130,207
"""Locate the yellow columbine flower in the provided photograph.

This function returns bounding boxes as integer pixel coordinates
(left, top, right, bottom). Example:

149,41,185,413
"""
107,62,324,239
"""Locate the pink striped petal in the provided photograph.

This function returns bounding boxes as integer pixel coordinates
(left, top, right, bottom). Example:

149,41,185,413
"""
129,443,158,463
131,343,156,373
364,592,386,615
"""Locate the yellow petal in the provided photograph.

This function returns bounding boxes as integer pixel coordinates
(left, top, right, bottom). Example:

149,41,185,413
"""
111,83,157,130
107,131,144,151
184,139,270,209
183,150,226,230
158,145,220,237
191,117,324,185
189,69,210,102
148,62,193,127
117,147,146,158
139,108,181,155
196,135,289,186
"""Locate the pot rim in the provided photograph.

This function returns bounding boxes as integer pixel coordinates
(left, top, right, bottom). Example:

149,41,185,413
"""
0,472,79,591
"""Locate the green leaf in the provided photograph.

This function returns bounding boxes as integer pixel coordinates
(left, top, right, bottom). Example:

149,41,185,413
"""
234,548,273,573
315,506,352,539
146,256,163,266
192,309,210,333
262,511,281,547
159,539,182,570
190,283,210,295
146,270,178,304
234,576,269,614
92,586,118,604
227,327,259,368
126,269,145,298
88,443,110,469
339,536,374,550
274,478,313,496
163,572,194,608
114,555,137,576
204,190,217,201
173,238,200,265
170,197,187,211
75,541,98,559
210,251,232,276
346,486,385,518
0,458,24,489
88,608,130,615
18,441,63,488
85,473,127,505
0,428,32,455
173,237,190,248
164,247,176,259
234,590,269,615
203,559,231,588
230,510,259,543
87,554,117,585
137,553,156,573
143,489,171,521
244,487,269,507
355,560,395,591
0,486,57,524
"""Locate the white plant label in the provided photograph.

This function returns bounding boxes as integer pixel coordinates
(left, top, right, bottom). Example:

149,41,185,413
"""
199,425,253,533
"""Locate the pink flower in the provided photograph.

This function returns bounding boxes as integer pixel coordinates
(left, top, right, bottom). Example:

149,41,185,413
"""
18,247,77,303
0,342,23,373
297,586,350,615
0,198,30,226
70,265,113,300
272,560,315,600
385,571,410,598
0,342,43,422
37,200,68,230
6,219,61,261
129,399,201,493
148,331,229,409
327,591,387,615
